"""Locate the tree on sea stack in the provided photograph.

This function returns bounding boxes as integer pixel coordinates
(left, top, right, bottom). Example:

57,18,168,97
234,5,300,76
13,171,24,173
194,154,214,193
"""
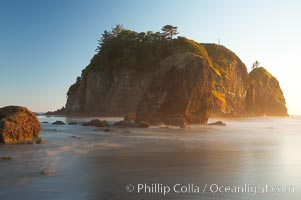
161,25,178,39
112,24,124,36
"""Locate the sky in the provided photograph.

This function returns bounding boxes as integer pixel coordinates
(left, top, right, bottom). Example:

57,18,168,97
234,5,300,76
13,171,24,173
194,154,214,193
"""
0,0,301,114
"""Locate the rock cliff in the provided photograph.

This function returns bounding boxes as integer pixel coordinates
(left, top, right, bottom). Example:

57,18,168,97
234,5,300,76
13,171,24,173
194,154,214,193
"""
246,67,288,116
66,67,154,115
203,44,249,117
135,53,213,125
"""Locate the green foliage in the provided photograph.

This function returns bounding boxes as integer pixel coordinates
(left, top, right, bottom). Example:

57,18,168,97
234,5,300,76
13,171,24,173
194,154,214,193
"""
161,25,178,39
203,43,242,76
173,37,221,76
92,26,174,71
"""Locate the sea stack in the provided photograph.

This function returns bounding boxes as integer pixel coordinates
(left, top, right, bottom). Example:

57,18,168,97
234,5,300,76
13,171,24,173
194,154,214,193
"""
246,67,288,116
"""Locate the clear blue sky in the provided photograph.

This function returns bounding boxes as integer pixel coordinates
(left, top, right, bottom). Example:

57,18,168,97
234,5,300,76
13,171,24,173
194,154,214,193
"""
1,0,301,114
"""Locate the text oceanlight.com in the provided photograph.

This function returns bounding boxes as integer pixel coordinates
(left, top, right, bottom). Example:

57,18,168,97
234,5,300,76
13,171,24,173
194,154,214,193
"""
125,183,295,196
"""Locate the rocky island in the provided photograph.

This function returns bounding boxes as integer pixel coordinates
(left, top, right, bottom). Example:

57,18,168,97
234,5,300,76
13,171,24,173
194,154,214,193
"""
61,25,287,125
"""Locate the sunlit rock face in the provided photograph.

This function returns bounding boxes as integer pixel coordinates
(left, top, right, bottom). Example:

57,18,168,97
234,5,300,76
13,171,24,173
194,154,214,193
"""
246,67,288,116
203,44,249,117
135,53,214,126
0,106,41,144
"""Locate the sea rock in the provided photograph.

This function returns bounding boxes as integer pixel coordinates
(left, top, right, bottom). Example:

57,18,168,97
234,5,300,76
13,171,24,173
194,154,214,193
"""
208,121,226,126
246,67,288,116
52,120,65,125
135,53,213,126
113,120,136,128
203,44,249,117
35,138,46,144
68,122,77,125
0,106,41,144
82,119,109,127
1,156,12,161
136,121,151,128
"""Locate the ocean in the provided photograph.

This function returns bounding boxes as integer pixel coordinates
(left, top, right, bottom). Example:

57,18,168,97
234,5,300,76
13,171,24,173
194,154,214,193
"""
0,116,300,200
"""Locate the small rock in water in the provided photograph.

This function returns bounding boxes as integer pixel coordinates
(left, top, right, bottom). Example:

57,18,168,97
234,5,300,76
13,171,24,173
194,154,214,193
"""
1,156,12,161
68,122,77,125
35,139,46,144
208,121,226,126
136,121,151,128
41,168,55,176
121,130,132,134
82,119,109,127
52,120,65,125
70,135,82,139
41,121,48,123
114,120,136,128
103,128,111,132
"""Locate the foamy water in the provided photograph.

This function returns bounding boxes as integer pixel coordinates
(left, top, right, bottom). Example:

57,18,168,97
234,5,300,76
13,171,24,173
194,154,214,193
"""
0,116,300,200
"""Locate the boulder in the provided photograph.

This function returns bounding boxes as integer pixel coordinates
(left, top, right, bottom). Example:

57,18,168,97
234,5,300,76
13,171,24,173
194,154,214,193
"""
82,119,109,127
35,138,46,144
208,121,226,126
1,156,12,161
52,120,65,125
246,67,288,116
0,106,41,144
136,121,151,128
135,53,214,126
113,120,136,128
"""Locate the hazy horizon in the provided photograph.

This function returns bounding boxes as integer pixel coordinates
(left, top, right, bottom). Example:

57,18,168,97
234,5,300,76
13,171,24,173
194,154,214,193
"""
1,0,301,114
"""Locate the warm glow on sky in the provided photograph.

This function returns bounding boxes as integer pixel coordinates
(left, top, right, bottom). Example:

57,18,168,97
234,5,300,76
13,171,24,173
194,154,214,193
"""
0,0,301,114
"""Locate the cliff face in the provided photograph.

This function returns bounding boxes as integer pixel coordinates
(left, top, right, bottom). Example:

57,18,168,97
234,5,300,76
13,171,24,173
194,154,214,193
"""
246,67,288,116
136,53,213,125
203,44,249,117
66,67,155,115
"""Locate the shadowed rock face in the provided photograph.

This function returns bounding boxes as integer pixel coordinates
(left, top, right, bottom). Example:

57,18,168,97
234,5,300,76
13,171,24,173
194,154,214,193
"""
0,106,41,144
135,53,213,125
246,67,288,116
65,67,155,115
